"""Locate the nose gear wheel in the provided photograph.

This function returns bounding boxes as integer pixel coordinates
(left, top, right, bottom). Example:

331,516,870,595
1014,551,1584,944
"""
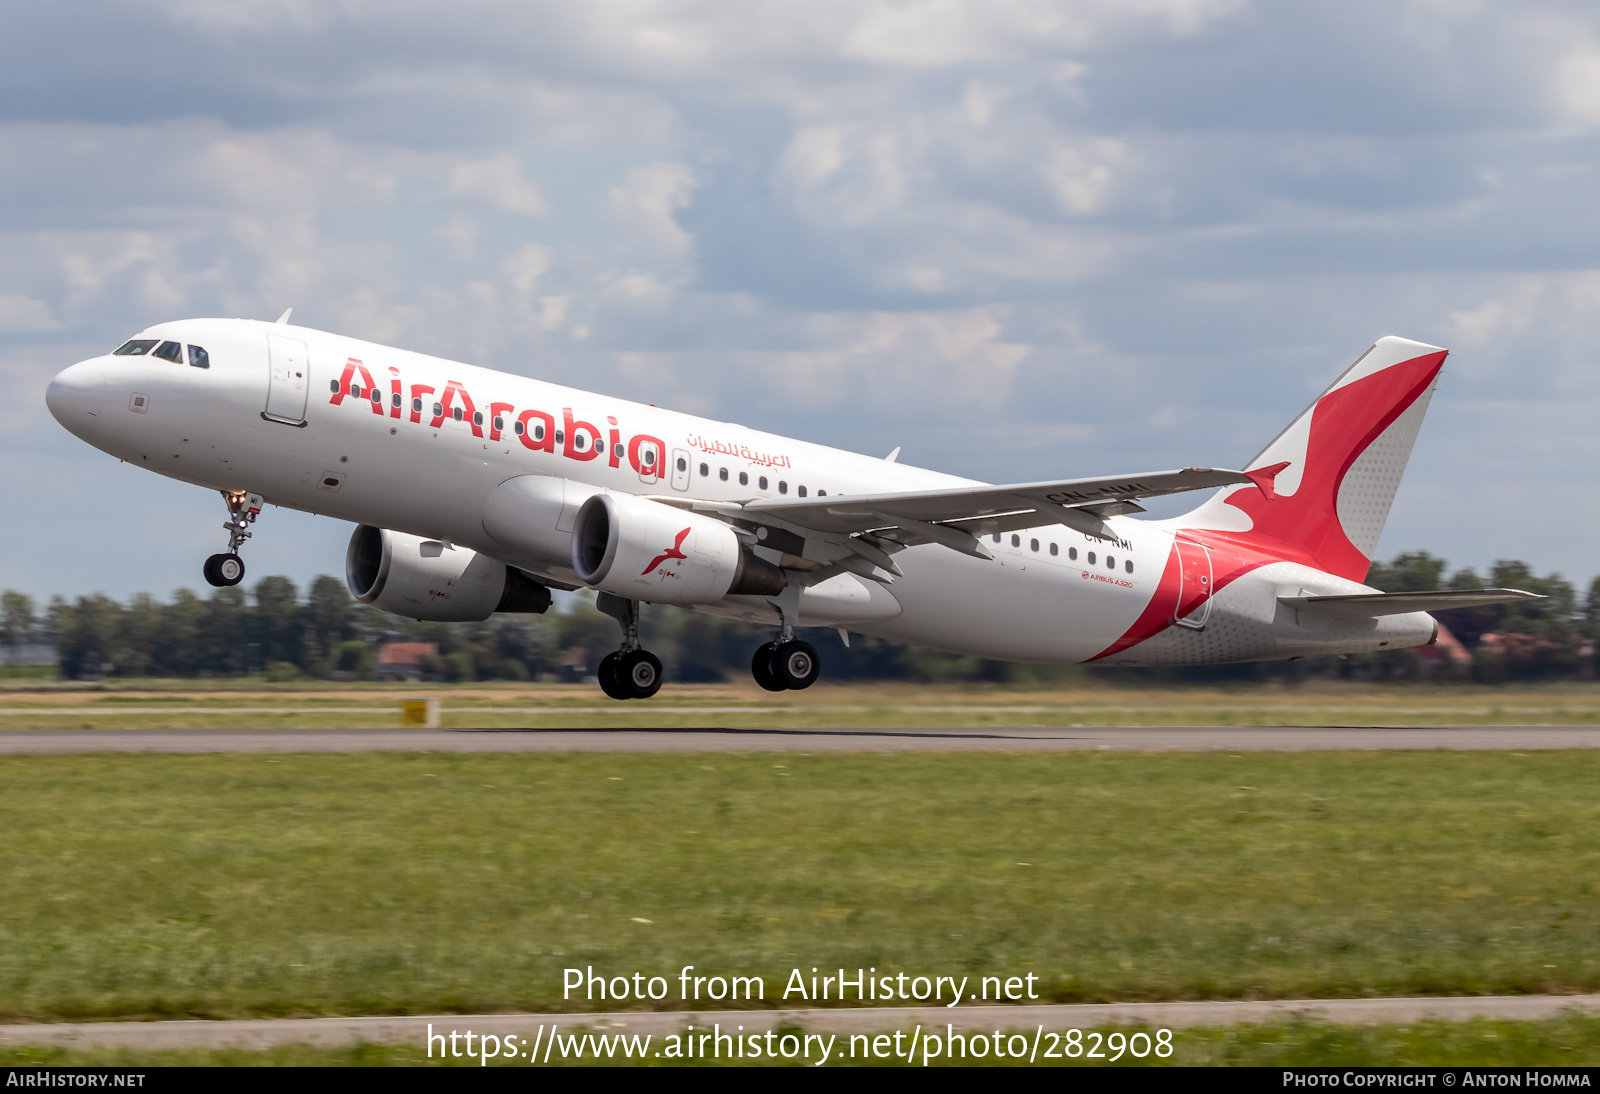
595,593,665,700
204,490,260,588
203,553,245,588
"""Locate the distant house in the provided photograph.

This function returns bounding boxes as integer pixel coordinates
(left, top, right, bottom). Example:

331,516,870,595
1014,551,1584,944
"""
0,642,57,668
1417,622,1470,667
558,645,590,684
376,642,437,682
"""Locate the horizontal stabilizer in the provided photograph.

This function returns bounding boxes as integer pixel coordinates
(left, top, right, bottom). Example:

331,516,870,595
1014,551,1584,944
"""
1280,588,1544,620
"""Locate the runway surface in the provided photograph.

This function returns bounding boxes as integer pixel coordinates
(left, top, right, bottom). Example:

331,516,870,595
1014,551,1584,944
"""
3,995,1598,1049
2,725,1599,752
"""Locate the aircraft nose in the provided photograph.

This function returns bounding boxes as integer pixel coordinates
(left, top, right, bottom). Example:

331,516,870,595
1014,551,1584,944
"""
46,359,107,425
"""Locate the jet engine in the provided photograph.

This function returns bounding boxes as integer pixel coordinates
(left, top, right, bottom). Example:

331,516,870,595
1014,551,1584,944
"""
345,525,551,622
571,493,784,605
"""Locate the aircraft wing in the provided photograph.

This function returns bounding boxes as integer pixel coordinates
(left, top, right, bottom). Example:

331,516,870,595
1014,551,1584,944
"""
653,466,1252,581
742,467,1252,535
1280,588,1544,620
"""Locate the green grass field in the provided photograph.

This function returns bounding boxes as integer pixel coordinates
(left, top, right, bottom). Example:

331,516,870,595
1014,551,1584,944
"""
4,1016,1599,1067
4,679,1600,729
2,750,1598,1024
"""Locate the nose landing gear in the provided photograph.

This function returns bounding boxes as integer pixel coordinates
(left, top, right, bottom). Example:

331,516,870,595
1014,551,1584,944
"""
204,490,262,588
595,592,664,700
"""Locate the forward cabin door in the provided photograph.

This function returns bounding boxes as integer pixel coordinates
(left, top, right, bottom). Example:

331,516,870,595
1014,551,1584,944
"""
635,437,662,485
1172,537,1214,629
264,334,309,426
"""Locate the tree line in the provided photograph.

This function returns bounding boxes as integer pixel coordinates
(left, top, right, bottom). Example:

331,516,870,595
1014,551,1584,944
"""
1,552,1596,684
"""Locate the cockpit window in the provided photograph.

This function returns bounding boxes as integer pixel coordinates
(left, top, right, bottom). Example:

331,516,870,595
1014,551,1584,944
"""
187,345,210,369
152,340,183,363
113,339,158,356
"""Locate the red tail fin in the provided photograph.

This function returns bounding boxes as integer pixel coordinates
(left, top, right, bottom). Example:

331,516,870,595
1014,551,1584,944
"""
1186,336,1447,582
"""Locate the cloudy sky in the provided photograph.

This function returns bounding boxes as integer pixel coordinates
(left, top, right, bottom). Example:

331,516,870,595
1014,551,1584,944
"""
6,0,1600,600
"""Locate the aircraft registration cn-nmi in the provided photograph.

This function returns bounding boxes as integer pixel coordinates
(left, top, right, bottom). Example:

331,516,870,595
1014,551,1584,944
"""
45,315,1536,699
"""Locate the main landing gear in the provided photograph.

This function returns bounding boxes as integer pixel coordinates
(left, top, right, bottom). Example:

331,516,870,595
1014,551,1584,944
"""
595,593,663,701
203,490,260,588
750,583,820,691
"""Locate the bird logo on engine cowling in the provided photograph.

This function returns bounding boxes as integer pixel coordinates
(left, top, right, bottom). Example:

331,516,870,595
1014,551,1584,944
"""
642,527,691,577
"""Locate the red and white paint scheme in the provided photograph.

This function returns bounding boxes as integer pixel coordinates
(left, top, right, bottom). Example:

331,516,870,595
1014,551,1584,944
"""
45,318,1537,699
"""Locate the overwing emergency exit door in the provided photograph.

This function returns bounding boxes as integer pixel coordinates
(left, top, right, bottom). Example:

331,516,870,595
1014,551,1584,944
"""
1173,537,1214,629
264,334,309,426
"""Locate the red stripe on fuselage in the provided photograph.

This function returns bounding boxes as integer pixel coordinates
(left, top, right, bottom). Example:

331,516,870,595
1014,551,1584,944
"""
1086,534,1279,662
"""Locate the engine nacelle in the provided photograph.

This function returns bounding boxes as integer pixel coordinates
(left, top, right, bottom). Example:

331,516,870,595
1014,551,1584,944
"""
346,525,551,622
571,493,785,605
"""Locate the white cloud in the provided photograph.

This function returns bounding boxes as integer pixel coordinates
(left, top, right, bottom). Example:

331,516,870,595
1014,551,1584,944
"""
447,155,550,215
767,307,1031,410
0,296,62,333
607,161,697,262
502,243,551,295
1043,138,1127,215
1555,42,1600,127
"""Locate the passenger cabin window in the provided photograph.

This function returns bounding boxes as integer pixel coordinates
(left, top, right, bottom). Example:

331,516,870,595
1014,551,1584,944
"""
555,430,564,445
187,345,209,369
513,420,525,435
1068,547,1078,560
533,423,545,441
472,411,483,426
152,340,183,363
370,389,381,405
1030,538,1039,552
412,397,423,413
798,485,807,497
992,534,1001,543
1087,552,1096,565
818,490,826,496
595,439,604,453
739,472,748,486
719,467,728,481
334,381,343,393
573,433,587,450
113,339,158,356
778,481,788,494
492,415,504,431
432,402,443,417
392,393,402,408
452,406,464,421
1125,559,1134,573
1049,543,1058,556
1106,555,1115,569
758,476,768,490
351,384,363,397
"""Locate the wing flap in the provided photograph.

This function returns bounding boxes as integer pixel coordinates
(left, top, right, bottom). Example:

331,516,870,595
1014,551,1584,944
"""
1281,588,1544,620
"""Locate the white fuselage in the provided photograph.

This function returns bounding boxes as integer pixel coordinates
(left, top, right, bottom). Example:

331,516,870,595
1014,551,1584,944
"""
46,318,1434,665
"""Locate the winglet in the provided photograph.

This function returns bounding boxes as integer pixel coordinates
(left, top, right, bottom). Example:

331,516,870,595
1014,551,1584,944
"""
884,447,901,463
275,308,293,325
1243,461,1291,500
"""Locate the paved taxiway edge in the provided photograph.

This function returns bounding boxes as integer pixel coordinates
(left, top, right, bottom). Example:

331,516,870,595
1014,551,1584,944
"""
3,996,1599,1049
4,726,1600,752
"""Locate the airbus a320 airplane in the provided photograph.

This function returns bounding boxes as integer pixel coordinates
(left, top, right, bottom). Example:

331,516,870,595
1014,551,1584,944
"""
45,316,1534,699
